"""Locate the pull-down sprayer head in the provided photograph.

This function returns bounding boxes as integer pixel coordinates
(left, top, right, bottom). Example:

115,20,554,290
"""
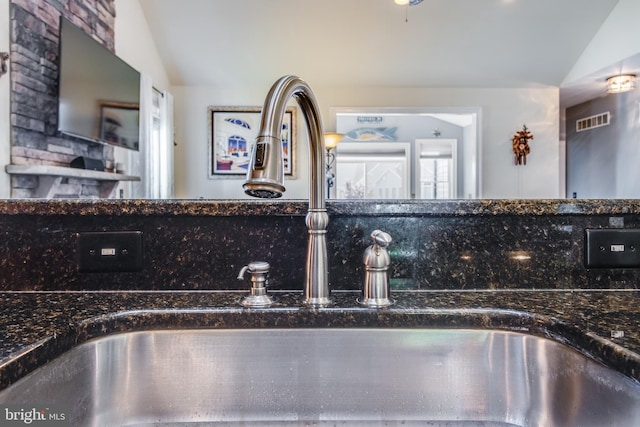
243,134,285,198
243,77,294,199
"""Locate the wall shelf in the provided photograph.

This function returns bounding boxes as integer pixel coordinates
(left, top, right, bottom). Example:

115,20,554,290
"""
5,164,141,198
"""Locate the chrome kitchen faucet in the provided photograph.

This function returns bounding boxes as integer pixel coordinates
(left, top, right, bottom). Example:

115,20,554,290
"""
243,75,330,306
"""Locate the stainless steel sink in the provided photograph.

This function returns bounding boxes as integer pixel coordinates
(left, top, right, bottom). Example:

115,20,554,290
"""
1,328,639,426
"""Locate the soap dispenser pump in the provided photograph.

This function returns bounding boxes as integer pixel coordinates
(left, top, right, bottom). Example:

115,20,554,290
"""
237,261,273,307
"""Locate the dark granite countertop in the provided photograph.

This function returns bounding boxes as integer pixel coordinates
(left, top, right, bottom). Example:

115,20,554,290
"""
2,198,640,217
2,199,640,394
2,289,640,390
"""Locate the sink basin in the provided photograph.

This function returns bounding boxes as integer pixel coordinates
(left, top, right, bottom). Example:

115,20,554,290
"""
1,328,639,426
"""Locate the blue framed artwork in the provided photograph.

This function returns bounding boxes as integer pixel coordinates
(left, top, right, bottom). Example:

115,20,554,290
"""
208,106,296,178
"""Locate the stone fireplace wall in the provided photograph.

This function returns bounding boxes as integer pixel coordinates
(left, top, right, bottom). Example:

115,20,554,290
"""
9,0,116,198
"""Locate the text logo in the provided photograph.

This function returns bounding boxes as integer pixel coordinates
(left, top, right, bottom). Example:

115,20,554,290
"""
2,406,68,426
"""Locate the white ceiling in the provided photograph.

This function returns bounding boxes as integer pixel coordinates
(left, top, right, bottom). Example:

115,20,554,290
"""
138,0,627,108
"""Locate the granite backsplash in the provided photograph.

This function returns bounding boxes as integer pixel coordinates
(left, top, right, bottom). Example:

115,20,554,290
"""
1,199,640,292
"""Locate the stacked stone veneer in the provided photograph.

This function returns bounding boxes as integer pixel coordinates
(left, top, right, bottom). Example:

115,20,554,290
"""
9,0,116,198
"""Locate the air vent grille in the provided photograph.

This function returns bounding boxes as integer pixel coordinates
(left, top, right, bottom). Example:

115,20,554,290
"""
576,112,610,132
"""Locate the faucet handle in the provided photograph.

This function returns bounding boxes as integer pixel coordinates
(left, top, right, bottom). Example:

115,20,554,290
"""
371,230,392,248
360,230,393,308
364,230,392,268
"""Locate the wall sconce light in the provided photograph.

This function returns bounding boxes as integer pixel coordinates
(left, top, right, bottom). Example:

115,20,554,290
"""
324,132,343,198
606,74,636,94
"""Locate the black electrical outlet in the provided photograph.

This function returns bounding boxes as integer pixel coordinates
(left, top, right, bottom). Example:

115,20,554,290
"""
77,231,143,273
585,229,640,268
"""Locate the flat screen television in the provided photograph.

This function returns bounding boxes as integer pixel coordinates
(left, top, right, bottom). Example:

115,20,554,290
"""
57,17,141,151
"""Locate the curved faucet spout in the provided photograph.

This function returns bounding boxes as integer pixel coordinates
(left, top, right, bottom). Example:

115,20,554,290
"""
244,75,330,306
244,75,326,208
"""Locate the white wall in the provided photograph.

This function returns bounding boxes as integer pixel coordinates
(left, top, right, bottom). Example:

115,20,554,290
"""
0,0,10,198
173,83,560,199
114,0,170,92
564,0,640,84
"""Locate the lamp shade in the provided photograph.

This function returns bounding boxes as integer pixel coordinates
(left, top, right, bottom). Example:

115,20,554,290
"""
324,132,343,150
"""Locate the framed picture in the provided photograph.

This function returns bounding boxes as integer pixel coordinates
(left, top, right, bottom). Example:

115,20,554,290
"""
208,106,296,178
99,101,140,150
